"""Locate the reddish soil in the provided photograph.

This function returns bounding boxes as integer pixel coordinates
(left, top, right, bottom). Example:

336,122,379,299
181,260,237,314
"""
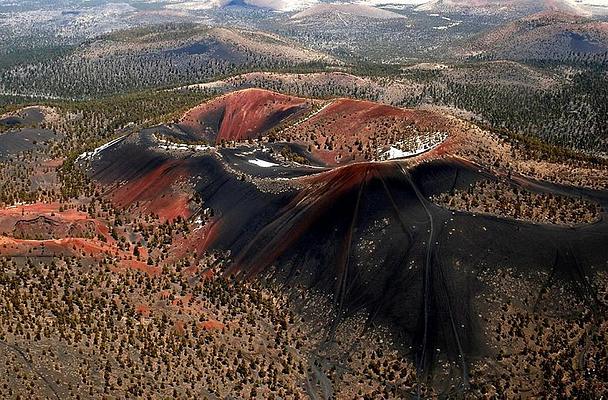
135,304,151,317
199,320,225,331
0,201,163,274
0,234,162,275
0,202,109,240
160,217,219,266
281,98,453,165
179,88,315,143
0,202,87,219
110,160,193,221
0,236,113,258
119,259,161,276
195,217,221,254
41,158,64,168
174,320,186,335
171,294,193,307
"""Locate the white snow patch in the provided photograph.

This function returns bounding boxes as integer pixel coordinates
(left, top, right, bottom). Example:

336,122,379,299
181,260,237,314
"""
193,216,205,231
193,211,211,231
154,134,211,152
78,135,126,161
380,132,447,160
248,159,278,168
385,147,421,159
432,21,461,30
236,149,258,156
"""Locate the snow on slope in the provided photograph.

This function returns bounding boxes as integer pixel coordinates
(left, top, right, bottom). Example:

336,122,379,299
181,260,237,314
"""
78,135,126,161
248,158,278,167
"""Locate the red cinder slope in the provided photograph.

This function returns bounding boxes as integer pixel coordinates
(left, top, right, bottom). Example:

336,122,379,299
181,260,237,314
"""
228,162,396,277
282,98,452,165
179,88,314,144
110,160,193,221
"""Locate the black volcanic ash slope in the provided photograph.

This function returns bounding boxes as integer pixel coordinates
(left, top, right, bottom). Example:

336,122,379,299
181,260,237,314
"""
89,127,608,392
223,159,607,376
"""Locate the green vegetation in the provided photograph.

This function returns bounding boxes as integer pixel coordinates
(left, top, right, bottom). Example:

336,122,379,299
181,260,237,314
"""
0,24,332,99
51,90,211,154
52,90,212,199
422,69,608,152
0,89,212,207
491,126,608,166
0,45,73,70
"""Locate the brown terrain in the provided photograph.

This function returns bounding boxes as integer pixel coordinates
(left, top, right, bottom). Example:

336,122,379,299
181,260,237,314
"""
108,159,195,221
176,91,453,166
1,95,605,267
0,89,606,398
83,26,334,64
432,179,602,225
470,11,608,58
275,98,451,165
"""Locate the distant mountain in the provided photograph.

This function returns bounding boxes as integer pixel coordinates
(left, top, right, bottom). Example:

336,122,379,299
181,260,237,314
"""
88,24,334,63
291,4,406,20
162,0,608,16
416,0,543,14
416,0,608,16
470,11,608,59
225,0,254,7
163,0,319,12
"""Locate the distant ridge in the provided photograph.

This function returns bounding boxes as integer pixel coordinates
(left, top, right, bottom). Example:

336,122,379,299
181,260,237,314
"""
416,0,608,16
291,4,406,20
470,10,608,59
